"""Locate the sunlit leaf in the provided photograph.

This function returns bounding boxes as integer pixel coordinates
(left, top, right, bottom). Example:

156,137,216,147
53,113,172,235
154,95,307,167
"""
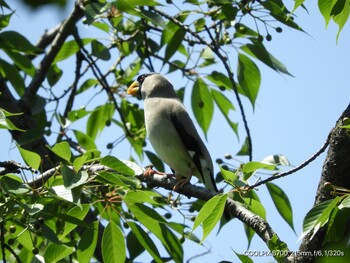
127,222,163,263
191,78,214,138
242,161,276,181
50,141,72,163
300,197,340,241
261,154,290,166
60,204,91,239
17,146,41,170
91,39,111,61
101,155,135,176
211,89,238,137
73,129,97,150
0,30,42,54
192,194,228,242
241,42,293,76
77,221,99,263
102,222,126,263
0,174,30,194
47,64,63,87
238,53,261,107
128,203,183,262
164,27,186,62
44,244,74,262
54,38,93,63
266,182,295,232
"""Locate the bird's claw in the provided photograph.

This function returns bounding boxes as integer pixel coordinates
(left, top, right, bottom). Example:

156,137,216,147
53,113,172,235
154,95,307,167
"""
144,165,167,177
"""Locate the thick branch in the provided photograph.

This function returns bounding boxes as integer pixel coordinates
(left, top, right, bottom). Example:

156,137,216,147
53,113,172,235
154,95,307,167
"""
291,103,350,262
26,162,287,257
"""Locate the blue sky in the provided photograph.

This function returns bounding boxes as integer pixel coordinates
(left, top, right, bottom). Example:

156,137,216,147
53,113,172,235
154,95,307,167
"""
1,1,350,262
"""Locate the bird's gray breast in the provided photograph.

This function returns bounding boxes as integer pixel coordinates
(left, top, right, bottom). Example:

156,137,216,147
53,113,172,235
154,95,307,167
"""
143,98,192,173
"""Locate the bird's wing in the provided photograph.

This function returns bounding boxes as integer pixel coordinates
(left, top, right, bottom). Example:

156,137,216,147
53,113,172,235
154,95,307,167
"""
168,106,214,189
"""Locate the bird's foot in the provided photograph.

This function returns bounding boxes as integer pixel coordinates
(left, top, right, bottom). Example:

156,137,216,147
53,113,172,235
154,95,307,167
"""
173,176,191,191
144,165,166,177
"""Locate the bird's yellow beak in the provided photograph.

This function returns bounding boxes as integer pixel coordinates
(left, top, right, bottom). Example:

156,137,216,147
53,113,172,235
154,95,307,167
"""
127,80,140,96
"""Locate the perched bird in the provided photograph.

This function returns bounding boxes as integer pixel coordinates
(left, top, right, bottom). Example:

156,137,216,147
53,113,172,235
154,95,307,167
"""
127,73,219,193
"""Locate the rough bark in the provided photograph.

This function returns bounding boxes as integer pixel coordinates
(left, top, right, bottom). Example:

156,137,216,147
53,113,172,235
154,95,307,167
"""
292,103,350,262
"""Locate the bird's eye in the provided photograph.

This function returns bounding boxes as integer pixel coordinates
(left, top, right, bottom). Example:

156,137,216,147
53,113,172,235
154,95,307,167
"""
137,74,146,83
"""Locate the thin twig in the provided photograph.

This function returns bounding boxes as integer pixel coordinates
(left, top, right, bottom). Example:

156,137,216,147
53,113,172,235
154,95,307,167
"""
246,132,332,190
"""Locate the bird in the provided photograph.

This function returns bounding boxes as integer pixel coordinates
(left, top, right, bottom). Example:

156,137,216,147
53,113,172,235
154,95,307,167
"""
127,73,219,193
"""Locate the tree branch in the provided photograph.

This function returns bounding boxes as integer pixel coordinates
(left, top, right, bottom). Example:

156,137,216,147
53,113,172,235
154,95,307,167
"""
247,132,331,190
290,103,350,262
22,1,84,106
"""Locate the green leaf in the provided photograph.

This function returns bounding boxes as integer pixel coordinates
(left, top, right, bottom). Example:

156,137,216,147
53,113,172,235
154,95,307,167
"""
261,154,290,166
192,194,228,242
301,197,340,241
237,137,250,156
54,38,93,63
102,222,126,263
0,109,25,131
142,9,166,28
17,146,41,170
332,0,350,41
261,1,303,31
73,155,88,172
0,58,25,96
77,78,99,94
211,89,238,137
61,165,89,189
0,30,42,54
128,203,183,262
67,109,91,122
243,197,266,220
50,141,72,163
266,182,295,232
124,190,162,205
219,166,238,186
164,26,186,62
86,103,114,140
73,129,97,150
324,206,350,243
0,174,30,194
238,53,261,107
127,222,163,263
44,244,74,262
206,71,232,90
77,221,99,263
47,64,63,87
91,39,111,61
101,156,135,176
339,195,350,208
60,204,91,239
0,12,13,30
235,251,254,263
191,78,214,137
242,161,276,181
241,42,293,76
266,233,289,261
5,50,35,76
96,171,141,188
145,150,165,172
318,0,336,26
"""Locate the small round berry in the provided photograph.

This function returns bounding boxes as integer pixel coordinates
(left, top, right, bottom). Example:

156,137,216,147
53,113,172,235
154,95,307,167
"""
9,225,16,233
32,247,39,255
